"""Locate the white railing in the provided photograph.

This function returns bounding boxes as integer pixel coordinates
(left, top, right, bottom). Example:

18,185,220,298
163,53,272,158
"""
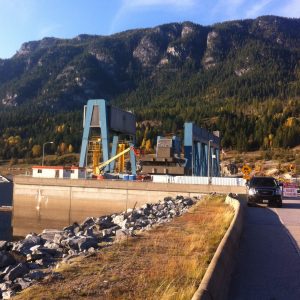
151,175,246,186
211,177,246,186
175,176,209,185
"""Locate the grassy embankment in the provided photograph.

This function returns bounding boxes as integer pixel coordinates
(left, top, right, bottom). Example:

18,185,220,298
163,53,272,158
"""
16,195,234,300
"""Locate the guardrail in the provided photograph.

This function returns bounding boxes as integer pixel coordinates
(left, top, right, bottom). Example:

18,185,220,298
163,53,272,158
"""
192,194,245,300
152,175,246,186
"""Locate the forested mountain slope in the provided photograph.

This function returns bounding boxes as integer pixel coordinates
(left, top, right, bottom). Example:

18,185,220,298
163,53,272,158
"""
0,15,300,159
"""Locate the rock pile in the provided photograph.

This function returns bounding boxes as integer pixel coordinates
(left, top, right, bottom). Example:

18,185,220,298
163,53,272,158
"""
0,195,198,299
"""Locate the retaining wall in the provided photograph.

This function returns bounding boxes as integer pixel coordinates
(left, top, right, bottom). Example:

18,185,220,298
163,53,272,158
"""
13,176,246,237
0,182,13,240
191,194,245,300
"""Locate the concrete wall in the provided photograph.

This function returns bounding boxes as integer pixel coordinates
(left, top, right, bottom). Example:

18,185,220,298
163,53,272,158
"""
0,212,12,240
13,176,246,237
0,182,13,206
0,182,13,240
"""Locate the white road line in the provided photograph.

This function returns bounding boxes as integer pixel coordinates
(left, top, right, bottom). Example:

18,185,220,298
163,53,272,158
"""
273,207,300,258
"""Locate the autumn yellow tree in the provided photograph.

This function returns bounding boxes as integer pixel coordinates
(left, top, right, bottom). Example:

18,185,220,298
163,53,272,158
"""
59,142,67,154
145,139,152,152
32,145,41,157
68,144,74,153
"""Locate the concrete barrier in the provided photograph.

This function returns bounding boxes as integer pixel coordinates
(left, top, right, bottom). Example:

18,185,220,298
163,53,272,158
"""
13,176,246,236
191,194,245,300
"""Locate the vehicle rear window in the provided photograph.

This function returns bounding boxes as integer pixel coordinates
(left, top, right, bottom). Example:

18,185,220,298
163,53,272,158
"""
250,177,277,187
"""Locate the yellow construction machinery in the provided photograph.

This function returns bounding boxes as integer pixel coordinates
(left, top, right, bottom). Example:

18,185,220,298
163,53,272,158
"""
88,137,101,175
95,146,136,175
117,143,126,173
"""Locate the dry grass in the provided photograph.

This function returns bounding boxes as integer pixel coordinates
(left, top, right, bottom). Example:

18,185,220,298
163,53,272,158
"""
16,195,233,300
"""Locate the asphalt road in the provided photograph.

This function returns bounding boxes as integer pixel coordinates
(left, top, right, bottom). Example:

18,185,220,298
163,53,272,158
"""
228,197,300,300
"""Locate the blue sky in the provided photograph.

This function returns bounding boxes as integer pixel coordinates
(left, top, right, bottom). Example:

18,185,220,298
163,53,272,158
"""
0,0,299,59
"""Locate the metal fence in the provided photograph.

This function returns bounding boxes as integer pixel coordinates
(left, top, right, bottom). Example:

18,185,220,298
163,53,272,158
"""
152,175,246,186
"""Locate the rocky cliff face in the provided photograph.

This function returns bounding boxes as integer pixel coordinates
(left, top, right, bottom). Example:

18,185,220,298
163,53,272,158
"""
1,15,299,111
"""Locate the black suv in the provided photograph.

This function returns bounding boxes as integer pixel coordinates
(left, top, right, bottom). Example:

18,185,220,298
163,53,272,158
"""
246,176,282,207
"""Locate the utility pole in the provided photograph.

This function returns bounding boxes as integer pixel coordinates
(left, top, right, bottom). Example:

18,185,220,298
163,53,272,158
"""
42,142,54,166
207,140,212,183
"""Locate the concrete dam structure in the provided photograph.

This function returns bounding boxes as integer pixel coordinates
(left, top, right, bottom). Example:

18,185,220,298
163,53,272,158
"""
13,176,246,237
11,99,245,237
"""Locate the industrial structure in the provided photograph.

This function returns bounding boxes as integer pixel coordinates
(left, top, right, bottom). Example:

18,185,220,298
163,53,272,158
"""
140,123,220,176
141,136,186,175
79,99,137,175
32,99,220,179
184,122,220,177
15,99,230,236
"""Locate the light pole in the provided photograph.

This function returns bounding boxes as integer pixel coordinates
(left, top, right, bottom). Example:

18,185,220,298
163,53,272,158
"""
42,142,54,166
207,140,213,183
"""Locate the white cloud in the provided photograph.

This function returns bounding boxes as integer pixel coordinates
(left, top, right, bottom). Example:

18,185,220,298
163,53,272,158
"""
280,0,300,17
211,0,246,20
246,0,272,18
109,0,197,34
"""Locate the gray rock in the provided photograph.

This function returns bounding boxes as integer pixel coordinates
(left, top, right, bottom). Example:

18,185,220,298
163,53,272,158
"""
0,252,16,268
82,217,95,228
26,262,41,270
0,266,14,280
63,224,77,232
13,234,43,254
141,203,151,210
53,233,63,245
169,209,177,216
102,225,119,238
83,228,94,237
43,241,60,249
67,249,78,256
112,215,124,225
2,290,16,299
115,229,134,241
26,270,46,280
0,241,8,251
14,277,32,289
4,263,29,281
87,247,96,254
89,225,102,238
34,259,45,266
0,282,11,291
34,258,54,267
183,198,194,206
26,252,44,262
38,247,59,257
78,237,98,252
29,245,41,252
40,230,64,241
60,237,80,250
96,216,115,229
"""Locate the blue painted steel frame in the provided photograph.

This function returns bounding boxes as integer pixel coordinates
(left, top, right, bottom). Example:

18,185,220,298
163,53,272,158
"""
109,136,119,172
184,122,220,177
79,100,97,167
79,99,136,175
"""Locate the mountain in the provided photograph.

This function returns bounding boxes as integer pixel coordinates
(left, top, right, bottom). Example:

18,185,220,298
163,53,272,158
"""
0,15,300,160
